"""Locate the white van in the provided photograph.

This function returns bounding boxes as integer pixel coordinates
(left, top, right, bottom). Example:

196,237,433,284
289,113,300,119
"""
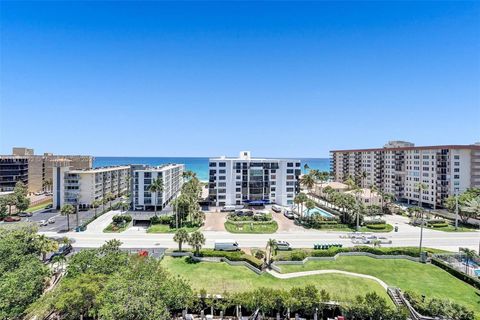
271,205,283,213
220,205,236,212
214,240,240,251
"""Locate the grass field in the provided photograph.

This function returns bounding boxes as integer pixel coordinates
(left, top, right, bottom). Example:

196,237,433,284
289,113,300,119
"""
425,224,479,232
224,220,278,233
26,201,52,213
278,256,480,316
147,224,200,233
161,256,390,304
103,222,130,233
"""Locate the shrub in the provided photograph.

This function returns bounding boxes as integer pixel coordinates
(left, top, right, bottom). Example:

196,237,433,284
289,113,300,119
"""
431,258,480,290
365,224,388,230
290,250,307,261
198,249,264,269
112,214,132,225
404,290,474,320
364,219,386,225
429,222,449,228
150,215,172,225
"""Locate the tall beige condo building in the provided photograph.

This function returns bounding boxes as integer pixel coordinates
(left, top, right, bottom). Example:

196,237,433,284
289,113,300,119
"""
330,141,480,208
0,147,92,193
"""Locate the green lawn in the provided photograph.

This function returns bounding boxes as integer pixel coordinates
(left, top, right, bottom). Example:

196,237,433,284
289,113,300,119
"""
278,256,480,316
426,224,479,232
26,201,52,213
161,256,390,304
147,224,200,233
224,220,278,234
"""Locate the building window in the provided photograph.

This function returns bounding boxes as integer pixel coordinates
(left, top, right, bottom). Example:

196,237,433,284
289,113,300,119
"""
219,162,226,167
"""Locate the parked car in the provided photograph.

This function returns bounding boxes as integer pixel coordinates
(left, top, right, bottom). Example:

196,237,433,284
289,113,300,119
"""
214,240,240,251
17,212,32,217
275,240,292,251
45,204,53,209
255,209,269,215
47,217,55,224
283,210,295,219
3,216,21,222
221,205,237,212
38,220,48,226
272,205,283,213
49,244,73,261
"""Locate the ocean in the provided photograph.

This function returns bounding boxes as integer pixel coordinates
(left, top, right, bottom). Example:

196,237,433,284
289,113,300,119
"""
94,157,330,181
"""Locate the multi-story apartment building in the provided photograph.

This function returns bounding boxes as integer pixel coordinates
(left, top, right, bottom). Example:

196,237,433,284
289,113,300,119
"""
0,147,92,193
52,160,130,210
130,164,184,211
208,151,301,207
331,141,480,208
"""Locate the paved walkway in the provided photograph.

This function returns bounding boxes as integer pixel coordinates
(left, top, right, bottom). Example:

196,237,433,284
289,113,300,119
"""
84,210,121,233
267,269,389,290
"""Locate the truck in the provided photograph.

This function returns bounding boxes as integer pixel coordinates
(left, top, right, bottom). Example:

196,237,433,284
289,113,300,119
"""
214,240,240,251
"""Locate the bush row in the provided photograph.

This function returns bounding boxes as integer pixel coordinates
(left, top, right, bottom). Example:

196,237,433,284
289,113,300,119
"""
274,246,439,261
226,219,276,225
112,214,132,225
431,257,480,290
365,224,388,230
150,215,172,225
198,249,264,269
364,219,386,225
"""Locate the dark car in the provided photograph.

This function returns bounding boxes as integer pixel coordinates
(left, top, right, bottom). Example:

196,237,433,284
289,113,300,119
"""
49,244,73,261
4,216,21,222
17,212,33,217
45,204,53,209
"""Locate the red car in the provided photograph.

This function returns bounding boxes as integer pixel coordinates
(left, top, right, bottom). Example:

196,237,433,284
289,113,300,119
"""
4,216,21,222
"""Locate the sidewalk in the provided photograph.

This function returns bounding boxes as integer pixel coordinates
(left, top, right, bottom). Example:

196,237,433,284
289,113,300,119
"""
84,210,121,233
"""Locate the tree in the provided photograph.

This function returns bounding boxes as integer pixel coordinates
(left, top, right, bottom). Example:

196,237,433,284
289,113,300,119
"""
173,228,189,252
305,199,315,217
462,196,480,220
188,231,205,256
352,186,363,230
460,247,478,274
148,178,164,216
119,201,129,213
415,182,428,258
91,199,102,218
0,197,8,220
4,194,17,215
300,173,315,193
266,238,277,265
303,163,310,174
105,192,115,211
16,196,30,212
294,193,307,218
60,204,75,231
35,234,59,261
344,177,356,190
43,178,53,192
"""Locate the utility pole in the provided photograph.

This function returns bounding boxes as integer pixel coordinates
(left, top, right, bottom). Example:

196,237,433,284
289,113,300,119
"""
454,188,459,230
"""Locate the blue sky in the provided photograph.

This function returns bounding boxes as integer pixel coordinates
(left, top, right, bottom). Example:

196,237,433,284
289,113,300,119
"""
0,1,479,157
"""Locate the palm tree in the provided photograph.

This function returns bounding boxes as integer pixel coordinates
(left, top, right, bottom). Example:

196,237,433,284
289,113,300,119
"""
188,231,205,256
60,204,75,231
43,178,53,193
91,200,102,218
305,199,315,217
344,177,356,191
300,174,315,194
266,238,277,265
119,201,129,213
294,193,307,218
51,254,67,273
148,178,164,216
105,192,115,210
303,163,310,174
460,247,478,275
415,182,428,258
173,228,189,252
463,196,480,217
35,234,59,261
352,186,363,230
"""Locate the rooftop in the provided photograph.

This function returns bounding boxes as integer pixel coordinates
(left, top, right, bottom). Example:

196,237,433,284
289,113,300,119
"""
331,142,480,153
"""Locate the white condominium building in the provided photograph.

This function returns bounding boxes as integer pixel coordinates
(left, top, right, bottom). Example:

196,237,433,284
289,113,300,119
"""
53,160,130,210
130,164,184,211
208,151,301,207
330,141,480,208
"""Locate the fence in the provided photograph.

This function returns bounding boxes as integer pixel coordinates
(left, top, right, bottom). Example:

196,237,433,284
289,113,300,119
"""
272,252,420,268
165,251,264,274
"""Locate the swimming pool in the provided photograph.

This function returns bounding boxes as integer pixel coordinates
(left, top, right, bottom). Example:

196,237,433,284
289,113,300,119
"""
303,207,335,219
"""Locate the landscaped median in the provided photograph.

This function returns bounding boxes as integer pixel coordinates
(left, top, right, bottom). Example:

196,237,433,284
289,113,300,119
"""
224,211,278,233
103,214,132,233
146,215,201,233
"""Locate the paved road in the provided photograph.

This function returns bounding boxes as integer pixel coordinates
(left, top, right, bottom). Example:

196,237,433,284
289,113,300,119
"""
40,222,480,252
20,199,123,232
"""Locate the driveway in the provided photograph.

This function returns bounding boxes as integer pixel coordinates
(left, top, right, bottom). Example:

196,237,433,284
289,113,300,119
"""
272,211,304,232
202,211,227,231
84,210,121,233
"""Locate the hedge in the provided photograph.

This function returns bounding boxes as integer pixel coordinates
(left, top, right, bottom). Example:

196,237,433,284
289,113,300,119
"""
274,246,444,261
365,224,388,230
364,219,386,225
429,223,449,228
431,257,480,290
198,249,264,269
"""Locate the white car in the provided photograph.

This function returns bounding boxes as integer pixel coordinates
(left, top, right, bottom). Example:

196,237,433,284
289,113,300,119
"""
47,217,55,224
38,220,48,227
275,240,292,251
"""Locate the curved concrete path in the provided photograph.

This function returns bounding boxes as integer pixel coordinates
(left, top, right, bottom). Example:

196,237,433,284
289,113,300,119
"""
267,269,389,290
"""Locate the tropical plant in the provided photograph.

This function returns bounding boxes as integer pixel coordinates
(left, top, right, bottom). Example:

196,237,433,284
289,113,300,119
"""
300,173,315,193
293,193,307,218
105,192,115,210
4,194,17,215
188,231,205,256
91,199,102,218
266,238,277,265
463,196,480,218
60,204,75,231
460,247,478,274
119,201,129,213
305,199,315,217
415,182,428,257
173,228,189,252
35,235,59,261
148,178,164,216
